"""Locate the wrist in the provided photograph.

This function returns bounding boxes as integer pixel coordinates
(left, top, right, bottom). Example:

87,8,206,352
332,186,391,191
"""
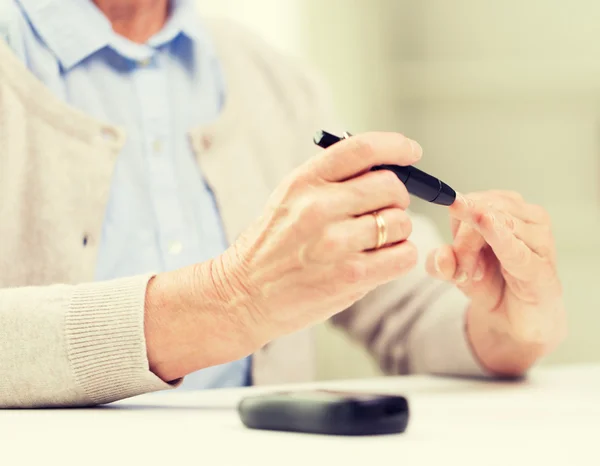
465,304,543,378
144,253,260,383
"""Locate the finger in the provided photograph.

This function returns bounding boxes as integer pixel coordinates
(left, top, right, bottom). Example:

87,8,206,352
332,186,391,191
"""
338,208,412,252
310,208,411,261
313,132,423,182
485,197,550,225
454,199,547,282
334,169,410,216
453,192,550,225
488,190,524,202
471,190,523,203
359,240,419,284
454,247,505,310
511,222,555,261
425,245,457,281
492,212,556,263
452,221,487,282
450,216,461,239
452,195,555,260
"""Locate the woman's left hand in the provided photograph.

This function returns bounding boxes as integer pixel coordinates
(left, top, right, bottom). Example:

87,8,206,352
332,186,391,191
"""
425,191,567,376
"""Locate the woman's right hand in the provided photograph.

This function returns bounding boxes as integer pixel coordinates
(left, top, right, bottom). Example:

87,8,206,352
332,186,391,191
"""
224,132,423,345
145,132,423,382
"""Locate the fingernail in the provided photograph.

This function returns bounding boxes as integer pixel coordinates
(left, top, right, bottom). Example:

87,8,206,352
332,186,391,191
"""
409,139,423,160
455,270,468,284
434,249,442,274
473,262,485,282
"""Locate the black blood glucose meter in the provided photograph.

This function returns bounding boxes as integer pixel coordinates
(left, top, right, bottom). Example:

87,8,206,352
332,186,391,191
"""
237,390,409,436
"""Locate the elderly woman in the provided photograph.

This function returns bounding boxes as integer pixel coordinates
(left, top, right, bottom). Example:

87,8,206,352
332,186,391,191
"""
0,0,565,407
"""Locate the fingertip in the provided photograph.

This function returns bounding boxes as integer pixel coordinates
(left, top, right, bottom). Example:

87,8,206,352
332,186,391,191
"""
449,193,473,221
428,245,456,281
408,138,423,161
452,193,471,209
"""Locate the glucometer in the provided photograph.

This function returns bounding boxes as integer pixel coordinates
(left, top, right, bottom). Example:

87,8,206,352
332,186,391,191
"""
237,390,409,436
314,130,457,206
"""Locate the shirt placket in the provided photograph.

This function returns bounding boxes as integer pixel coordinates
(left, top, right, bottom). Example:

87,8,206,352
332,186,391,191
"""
134,55,188,272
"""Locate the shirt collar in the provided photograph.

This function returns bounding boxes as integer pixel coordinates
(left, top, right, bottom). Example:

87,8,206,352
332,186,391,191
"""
16,0,208,70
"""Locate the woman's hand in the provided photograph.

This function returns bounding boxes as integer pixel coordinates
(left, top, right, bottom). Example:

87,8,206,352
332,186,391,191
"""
425,191,567,376
225,132,423,345
147,131,423,382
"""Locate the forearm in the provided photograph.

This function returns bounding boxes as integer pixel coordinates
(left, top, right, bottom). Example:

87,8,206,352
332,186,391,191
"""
0,276,169,408
0,253,256,408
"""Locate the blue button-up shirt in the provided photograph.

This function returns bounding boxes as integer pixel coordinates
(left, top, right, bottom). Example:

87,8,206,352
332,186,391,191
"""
7,0,250,389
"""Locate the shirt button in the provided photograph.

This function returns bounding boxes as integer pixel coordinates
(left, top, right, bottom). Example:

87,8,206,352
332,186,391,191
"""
82,233,93,247
152,140,162,154
138,57,151,67
168,241,183,255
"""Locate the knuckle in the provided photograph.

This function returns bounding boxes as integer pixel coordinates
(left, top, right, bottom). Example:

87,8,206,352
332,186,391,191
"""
379,169,399,190
377,170,408,205
347,137,376,164
471,208,488,228
533,205,552,225
278,169,312,200
512,246,531,268
504,215,516,232
287,172,308,192
535,243,551,258
396,211,413,238
298,198,327,226
503,190,524,202
340,260,367,285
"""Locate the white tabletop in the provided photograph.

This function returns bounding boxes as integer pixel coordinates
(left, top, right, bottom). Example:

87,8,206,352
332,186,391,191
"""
2,363,599,466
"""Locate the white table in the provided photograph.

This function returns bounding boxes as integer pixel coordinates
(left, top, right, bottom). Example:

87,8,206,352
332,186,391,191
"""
2,364,599,466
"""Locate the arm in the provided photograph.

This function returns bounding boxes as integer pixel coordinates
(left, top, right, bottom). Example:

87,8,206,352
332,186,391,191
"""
0,258,255,408
0,275,169,408
1,130,426,408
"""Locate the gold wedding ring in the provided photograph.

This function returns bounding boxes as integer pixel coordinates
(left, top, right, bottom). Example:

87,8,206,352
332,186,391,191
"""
373,211,387,250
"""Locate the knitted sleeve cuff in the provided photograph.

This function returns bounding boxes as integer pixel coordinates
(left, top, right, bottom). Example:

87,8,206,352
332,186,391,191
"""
66,274,180,405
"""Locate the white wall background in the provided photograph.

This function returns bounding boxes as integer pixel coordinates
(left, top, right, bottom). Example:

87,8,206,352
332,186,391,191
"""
197,0,600,380
197,0,304,56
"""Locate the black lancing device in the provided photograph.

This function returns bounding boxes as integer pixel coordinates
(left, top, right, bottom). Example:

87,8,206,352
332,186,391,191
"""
313,130,456,206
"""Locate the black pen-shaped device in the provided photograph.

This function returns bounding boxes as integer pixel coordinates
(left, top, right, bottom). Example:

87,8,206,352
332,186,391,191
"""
313,130,456,206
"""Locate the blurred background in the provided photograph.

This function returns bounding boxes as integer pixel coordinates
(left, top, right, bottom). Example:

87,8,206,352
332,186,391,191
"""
200,0,600,379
